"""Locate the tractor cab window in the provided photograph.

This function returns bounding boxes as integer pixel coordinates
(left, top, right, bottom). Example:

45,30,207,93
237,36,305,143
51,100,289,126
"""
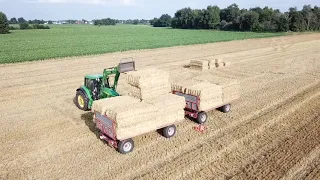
105,77,110,88
85,78,94,91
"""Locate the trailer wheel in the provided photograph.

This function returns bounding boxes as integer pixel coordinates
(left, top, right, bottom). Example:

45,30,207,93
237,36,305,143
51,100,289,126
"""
162,125,176,138
118,139,134,154
197,111,208,124
220,104,231,113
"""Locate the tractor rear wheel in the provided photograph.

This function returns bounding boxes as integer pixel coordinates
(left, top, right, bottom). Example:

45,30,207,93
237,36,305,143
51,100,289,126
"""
75,90,89,111
118,139,134,154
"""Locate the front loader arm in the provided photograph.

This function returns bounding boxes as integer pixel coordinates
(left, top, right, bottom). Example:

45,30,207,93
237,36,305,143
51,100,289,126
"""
113,71,120,90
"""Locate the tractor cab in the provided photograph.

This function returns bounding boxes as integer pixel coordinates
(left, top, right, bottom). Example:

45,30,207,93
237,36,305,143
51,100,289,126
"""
84,74,103,100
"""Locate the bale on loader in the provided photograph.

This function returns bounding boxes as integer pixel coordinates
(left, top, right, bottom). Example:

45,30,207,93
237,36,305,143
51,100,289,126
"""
125,68,172,100
128,84,171,100
125,68,170,87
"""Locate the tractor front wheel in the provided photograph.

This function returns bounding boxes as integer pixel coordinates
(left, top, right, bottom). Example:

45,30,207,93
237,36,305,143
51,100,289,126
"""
75,90,89,111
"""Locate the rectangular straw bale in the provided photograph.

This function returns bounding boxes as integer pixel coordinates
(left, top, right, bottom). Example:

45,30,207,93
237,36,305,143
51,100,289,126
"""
190,60,209,66
125,68,170,87
116,109,184,140
190,65,206,71
110,102,158,128
199,97,224,111
97,100,158,128
190,60,209,71
115,75,131,96
91,96,139,115
128,84,171,100
185,82,223,100
144,94,186,112
171,79,199,93
222,81,240,103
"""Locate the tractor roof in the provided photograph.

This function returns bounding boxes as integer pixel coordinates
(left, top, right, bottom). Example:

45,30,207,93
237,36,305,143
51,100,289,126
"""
85,74,103,79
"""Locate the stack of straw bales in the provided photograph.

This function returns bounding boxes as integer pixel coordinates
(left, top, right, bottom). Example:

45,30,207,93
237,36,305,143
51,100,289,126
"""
208,58,231,69
190,60,210,71
125,68,171,100
92,94,186,140
171,79,199,93
219,80,240,103
144,94,185,125
92,96,160,140
189,58,231,71
92,68,186,140
192,75,240,104
185,82,223,111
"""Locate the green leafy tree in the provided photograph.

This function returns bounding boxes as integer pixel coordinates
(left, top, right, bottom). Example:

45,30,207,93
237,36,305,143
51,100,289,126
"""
277,14,290,31
93,18,116,26
206,5,220,29
239,11,259,31
18,17,26,23
9,17,17,24
153,14,172,27
19,22,31,30
220,4,241,22
133,19,139,25
313,6,320,30
48,20,53,24
289,8,306,32
0,12,9,34
302,5,315,30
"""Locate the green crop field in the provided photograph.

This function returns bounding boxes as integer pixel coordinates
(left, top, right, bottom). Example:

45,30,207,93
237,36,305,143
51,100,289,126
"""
0,24,285,64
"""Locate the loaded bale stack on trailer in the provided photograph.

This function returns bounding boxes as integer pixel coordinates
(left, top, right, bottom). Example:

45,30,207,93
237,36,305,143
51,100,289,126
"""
91,68,185,154
192,74,240,106
185,82,223,112
171,74,240,123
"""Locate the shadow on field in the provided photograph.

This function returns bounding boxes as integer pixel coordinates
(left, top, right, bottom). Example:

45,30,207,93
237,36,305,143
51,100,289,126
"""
81,112,101,139
72,97,78,107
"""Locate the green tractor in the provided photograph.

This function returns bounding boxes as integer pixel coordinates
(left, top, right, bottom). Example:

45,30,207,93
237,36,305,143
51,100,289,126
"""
75,60,136,111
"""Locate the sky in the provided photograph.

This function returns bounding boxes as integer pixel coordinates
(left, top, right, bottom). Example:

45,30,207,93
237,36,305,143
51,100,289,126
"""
0,0,319,20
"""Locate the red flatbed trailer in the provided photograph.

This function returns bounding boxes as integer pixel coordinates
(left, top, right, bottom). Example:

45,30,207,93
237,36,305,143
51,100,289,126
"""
173,91,231,124
94,111,180,154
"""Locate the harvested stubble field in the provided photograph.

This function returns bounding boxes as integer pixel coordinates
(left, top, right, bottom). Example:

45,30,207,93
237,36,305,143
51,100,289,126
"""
1,33,320,179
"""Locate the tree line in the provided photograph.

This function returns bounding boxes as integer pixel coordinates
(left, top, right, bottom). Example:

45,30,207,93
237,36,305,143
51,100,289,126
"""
8,17,50,24
151,4,320,32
